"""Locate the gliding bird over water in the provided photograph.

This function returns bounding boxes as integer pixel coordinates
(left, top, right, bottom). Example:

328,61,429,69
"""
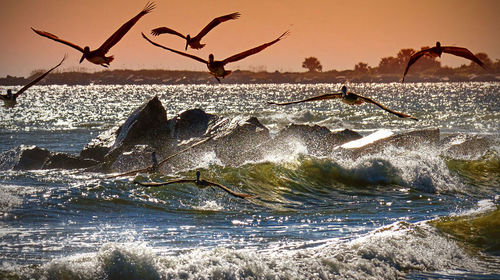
151,12,240,50
1,56,65,108
402,41,486,82
142,31,289,82
268,86,418,121
32,2,155,67
135,171,253,199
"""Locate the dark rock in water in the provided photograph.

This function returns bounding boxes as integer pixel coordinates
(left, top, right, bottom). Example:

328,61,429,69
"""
174,109,216,140
442,135,495,159
0,145,51,171
43,153,99,170
270,124,362,156
80,128,116,162
212,117,270,165
105,96,169,161
110,144,156,173
341,128,440,158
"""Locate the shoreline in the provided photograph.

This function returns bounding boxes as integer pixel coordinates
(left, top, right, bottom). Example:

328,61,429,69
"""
1,69,498,86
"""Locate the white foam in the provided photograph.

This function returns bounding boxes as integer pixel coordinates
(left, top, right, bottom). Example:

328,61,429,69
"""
341,129,394,149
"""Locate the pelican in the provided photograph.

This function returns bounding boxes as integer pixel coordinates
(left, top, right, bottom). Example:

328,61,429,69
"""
32,2,155,67
402,41,486,82
268,86,418,121
151,12,240,50
135,171,253,199
1,56,65,108
142,31,289,82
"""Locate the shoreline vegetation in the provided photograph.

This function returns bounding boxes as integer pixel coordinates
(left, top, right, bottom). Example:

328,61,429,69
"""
3,48,499,85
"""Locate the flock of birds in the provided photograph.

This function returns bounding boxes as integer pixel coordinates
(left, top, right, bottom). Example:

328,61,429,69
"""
0,2,489,197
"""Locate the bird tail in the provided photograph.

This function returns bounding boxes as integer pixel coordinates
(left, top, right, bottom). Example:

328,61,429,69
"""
106,56,115,65
222,70,232,78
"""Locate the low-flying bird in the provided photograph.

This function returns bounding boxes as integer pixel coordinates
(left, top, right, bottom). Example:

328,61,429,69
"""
402,41,486,82
32,2,155,68
135,171,254,199
1,56,65,108
268,86,418,121
151,12,240,50
142,31,289,82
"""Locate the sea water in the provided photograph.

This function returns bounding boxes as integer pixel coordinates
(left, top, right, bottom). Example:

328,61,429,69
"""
0,82,499,279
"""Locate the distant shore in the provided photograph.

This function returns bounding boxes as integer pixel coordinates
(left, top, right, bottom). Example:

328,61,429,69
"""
1,69,499,86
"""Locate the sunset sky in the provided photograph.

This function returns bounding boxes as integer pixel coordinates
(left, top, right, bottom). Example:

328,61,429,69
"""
1,0,499,77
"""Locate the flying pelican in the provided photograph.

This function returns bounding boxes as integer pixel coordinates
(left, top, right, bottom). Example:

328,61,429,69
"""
151,12,240,50
402,41,486,82
1,56,65,108
135,171,253,199
32,2,155,67
268,86,418,121
142,31,289,82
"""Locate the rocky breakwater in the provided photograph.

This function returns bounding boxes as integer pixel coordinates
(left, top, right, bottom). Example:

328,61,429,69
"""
1,95,447,174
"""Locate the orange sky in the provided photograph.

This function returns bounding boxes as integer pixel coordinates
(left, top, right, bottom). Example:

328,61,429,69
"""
1,0,499,77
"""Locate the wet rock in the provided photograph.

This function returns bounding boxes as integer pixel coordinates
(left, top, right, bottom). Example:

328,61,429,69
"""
105,96,169,161
174,109,216,140
0,145,51,171
110,145,155,173
341,128,440,158
270,124,362,156
42,153,99,170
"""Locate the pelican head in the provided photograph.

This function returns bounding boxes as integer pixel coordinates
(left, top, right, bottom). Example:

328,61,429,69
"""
341,85,347,95
7,89,12,98
436,41,441,48
185,35,191,50
80,46,90,63
196,171,201,184
209,54,214,63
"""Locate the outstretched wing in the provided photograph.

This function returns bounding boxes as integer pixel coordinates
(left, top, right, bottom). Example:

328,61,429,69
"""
401,48,434,82
151,26,186,39
97,2,155,54
223,30,289,64
206,181,254,199
142,33,208,64
135,178,194,187
15,55,66,98
32,28,84,53
442,46,486,69
193,12,240,40
357,94,418,121
268,93,342,106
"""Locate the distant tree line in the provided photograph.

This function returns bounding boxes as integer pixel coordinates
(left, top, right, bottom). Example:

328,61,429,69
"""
302,47,499,76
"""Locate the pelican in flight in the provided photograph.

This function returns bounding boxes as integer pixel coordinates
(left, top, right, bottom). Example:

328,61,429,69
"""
402,41,486,82
151,12,240,50
142,31,289,82
135,171,253,199
268,86,418,121
1,56,65,108
32,2,155,67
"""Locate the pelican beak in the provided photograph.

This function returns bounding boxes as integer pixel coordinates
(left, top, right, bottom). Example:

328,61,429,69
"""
185,40,189,51
79,53,86,63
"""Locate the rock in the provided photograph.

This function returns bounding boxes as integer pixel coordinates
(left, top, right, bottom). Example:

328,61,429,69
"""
42,153,99,169
174,109,216,140
80,128,115,162
110,145,155,173
270,124,362,156
341,128,440,158
0,145,51,171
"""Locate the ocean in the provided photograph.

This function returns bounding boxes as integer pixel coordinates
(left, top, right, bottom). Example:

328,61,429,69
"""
0,82,499,279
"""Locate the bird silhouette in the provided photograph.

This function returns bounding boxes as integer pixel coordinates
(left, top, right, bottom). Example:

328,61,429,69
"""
402,41,486,82
268,86,418,121
142,31,289,82
1,56,65,108
32,2,155,67
151,12,240,50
